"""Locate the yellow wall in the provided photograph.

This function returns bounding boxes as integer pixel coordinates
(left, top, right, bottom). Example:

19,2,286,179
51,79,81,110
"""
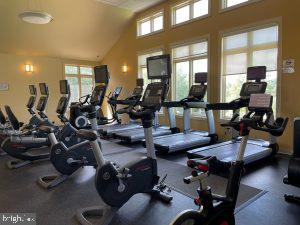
101,0,300,154
0,53,99,124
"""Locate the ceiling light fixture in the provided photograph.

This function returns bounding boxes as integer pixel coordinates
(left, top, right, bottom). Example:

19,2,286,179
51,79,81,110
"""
19,11,53,25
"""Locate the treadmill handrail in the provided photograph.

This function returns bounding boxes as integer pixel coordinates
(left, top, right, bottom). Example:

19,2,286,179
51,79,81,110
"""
162,101,182,108
207,98,249,111
183,101,209,109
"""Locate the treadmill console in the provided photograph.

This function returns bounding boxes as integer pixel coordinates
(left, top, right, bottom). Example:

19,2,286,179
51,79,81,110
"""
90,85,106,106
132,87,143,96
188,85,207,100
188,72,208,100
240,66,267,99
141,83,164,110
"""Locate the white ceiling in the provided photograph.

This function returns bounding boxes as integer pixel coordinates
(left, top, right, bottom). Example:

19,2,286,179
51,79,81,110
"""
96,0,165,12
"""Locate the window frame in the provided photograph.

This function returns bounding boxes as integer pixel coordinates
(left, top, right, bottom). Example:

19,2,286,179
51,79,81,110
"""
219,0,263,13
64,64,95,102
137,10,164,38
218,19,282,122
171,0,211,28
171,36,210,119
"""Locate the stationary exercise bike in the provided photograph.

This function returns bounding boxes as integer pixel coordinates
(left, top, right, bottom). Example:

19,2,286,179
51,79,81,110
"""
283,118,300,204
37,84,108,189
75,54,173,225
1,80,78,169
170,94,288,225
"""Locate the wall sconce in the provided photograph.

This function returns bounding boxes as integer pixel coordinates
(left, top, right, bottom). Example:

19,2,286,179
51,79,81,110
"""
25,64,34,72
122,64,128,73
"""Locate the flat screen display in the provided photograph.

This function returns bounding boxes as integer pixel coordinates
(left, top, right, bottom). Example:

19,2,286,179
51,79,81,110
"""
195,72,207,83
247,66,266,80
147,54,171,79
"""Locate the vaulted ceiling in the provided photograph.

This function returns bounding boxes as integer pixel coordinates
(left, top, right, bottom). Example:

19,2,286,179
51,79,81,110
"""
0,0,145,61
96,0,165,12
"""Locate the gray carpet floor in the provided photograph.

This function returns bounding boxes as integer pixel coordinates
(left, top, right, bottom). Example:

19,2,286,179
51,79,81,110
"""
0,140,264,225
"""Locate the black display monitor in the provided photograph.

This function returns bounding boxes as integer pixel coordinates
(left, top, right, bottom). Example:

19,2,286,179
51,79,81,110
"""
247,66,266,80
195,72,207,84
147,54,171,79
29,85,36,95
60,80,69,95
39,83,48,95
94,65,109,84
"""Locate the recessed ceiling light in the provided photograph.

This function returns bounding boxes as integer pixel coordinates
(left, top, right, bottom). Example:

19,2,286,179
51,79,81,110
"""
19,11,53,25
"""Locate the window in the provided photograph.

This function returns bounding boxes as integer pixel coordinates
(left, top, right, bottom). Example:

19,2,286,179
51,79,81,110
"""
137,11,164,37
65,65,94,104
172,39,208,117
220,25,279,120
172,0,209,26
221,0,260,10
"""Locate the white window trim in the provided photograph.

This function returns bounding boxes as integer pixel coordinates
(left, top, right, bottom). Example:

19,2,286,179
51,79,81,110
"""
219,0,263,13
217,18,282,122
171,0,211,28
64,64,95,98
137,10,164,38
170,35,211,119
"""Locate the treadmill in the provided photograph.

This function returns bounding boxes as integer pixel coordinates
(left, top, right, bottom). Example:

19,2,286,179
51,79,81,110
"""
152,72,218,153
113,109,178,143
187,66,279,165
99,78,144,137
113,58,179,143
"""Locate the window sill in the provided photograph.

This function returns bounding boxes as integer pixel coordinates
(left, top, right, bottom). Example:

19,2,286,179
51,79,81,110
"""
137,29,164,39
171,14,210,29
219,0,263,14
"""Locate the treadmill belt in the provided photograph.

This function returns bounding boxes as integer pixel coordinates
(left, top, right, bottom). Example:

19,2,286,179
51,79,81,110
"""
100,123,141,135
154,133,211,152
114,127,171,142
192,142,272,164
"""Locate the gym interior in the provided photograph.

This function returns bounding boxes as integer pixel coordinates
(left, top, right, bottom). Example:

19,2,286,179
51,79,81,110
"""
0,0,299,224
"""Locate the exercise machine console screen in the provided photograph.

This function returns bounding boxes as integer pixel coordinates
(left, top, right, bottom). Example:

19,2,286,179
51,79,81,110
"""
94,65,109,84
59,80,69,95
39,83,48,95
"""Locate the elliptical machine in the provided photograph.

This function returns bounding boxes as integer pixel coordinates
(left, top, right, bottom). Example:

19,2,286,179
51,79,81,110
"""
170,94,288,225
283,118,300,204
75,54,173,225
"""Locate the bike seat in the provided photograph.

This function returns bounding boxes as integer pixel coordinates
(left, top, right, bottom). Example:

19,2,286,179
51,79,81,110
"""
76,130,98,141
39,125,55,134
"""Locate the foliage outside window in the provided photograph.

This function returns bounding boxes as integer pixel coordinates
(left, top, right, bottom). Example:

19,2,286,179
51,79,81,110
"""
65,65,94,105
172,0,209,26
137,11,164,37
172,39,208,117
220,25,279,120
